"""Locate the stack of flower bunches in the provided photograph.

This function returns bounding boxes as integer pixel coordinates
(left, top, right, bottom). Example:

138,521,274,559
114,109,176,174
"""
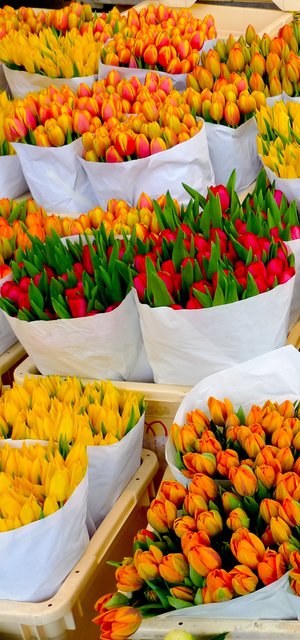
256,100,300,179
0,174,296,319
3,72,175,148
0,376,144,444
92,396,300,639
0,440,87,532
186,21,300,119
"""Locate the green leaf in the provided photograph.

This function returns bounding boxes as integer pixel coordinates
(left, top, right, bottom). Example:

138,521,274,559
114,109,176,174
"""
52,298,71,319
28,282,44,311
23,260,40,278
7,200,27,224
189,565,205,588
167,597,194,610
172,229,188,272
182,183,207,209
206,236,221,280
146,581,170,609
192,287,212,308
0,297,18,315
212,283,225,307
243,271,260,299
236,405,246,423
50,279,65,301
146,257,174,307
226,273,239,304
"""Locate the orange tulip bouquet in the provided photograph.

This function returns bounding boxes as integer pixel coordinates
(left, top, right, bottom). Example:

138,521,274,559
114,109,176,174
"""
93,347,300,639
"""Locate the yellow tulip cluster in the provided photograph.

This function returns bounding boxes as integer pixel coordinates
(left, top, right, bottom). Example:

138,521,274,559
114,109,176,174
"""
0,26,101,78
0,91,17,156
256,100,300,178
0,441,87,531
0,377,145,446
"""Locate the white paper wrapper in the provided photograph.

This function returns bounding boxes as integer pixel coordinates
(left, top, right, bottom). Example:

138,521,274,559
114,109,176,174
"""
166,345,300,483
0,274,17,355
80,125,215,207
205,118,262,192
134,276,295,385
0,460,88,602
160,572,295,620
3,64,97,99
12,138,97,214
0,154,28,199
87,413,145,531
2,290,143,380
266,93,300,107
286,239,300,329
98,61,188,92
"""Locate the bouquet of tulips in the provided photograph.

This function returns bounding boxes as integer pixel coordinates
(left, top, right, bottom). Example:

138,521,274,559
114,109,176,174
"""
93,347,300,640
0,228,150,380
0,3,95,37
80,91,214,205
0,376,146,530
0,91,28,198
99,5,216,89
0,439,88,601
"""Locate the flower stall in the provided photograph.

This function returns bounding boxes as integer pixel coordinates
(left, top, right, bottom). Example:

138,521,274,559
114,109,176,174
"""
2,1,300,640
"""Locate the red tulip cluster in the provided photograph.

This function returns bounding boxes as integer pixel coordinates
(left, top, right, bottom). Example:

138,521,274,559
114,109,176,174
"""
101,5,216,74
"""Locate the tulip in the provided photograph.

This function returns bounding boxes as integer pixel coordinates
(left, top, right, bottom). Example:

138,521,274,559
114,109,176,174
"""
258,549,286,586
174,514,197,540
159,481,188,508
183,492,208,519
188,545,222,577
260,498,281,524
279,498,300,528
255,464,276,490
226,508,250,531
230,528,265,569
229,465,258,497
206,568,234,602
181,530,210,557
196,509,223,538
277,448,294,472
207,396,233,425
171,423,198,454
216,449,239,478
93,606,142,638
186,409,210,434
189,473,218,502
169,586,194,602
150,137,167,155
222,491,243,514
147,498,177,533
229,564,258,596
183,452,217,477
159,553,189,583
223,102,240,127
270,515,292,545
115,131,136,157
115,561,144,592
134,546,163,581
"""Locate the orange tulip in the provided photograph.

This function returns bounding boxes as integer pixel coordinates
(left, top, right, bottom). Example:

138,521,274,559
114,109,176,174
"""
186,408,210,434
257,549,286,586
159,553,189,583
170,423,198,454
279,498,300,528
276,448,294,472
93,606,142,638
169,585,194,602
181,530,210,557
230,528,265,569
270,516,292,545
188,545,222,577
206,568,234,602
229,564,258,596
189,473,218,502
271,426,293,449
226,508,250,532
134,546,163,581
196,509,223,537
207,397,233,426
216,449,239,478
255,464,276,490
147,498,177,533
115,561,144,592
173,515,197,538
196,430,222,455
260,498,281,524
223,102,240,127
229,465,258,497
221,491,243,514
159,481,187,508
278,541,299,564
183,452,217,477
183,492,208,518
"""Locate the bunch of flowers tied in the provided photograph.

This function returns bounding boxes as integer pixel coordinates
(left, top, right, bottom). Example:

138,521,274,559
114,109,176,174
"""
256,100,300,179
0,173,296,319
189,22,300,101
0,376,144,444
100,6,216,74
0,440,87,532
3,71,176,148
0,91,19,156
0,5,127,78
0,3,95,37
93,395,300,637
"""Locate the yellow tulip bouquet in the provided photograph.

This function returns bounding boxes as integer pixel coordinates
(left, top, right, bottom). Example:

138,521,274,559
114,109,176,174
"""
0,376,146,530
0,439,89,601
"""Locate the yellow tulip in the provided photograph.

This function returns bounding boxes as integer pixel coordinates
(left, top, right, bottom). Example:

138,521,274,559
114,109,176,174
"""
49,468,69,502
19,500,38,526
43,495,59,517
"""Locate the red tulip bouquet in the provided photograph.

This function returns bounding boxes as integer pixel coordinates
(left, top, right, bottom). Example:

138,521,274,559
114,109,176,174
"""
131,174,295,384
0,228,146,380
